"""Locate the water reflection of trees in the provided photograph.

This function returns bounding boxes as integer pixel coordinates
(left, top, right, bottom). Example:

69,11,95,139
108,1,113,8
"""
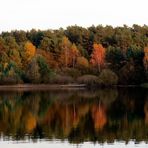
0,88,147,143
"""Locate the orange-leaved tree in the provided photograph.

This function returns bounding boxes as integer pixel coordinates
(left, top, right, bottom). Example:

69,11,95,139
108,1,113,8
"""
90,43,105,72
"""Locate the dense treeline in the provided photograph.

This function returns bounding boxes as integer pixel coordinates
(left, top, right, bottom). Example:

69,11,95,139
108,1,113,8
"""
0,24,148,85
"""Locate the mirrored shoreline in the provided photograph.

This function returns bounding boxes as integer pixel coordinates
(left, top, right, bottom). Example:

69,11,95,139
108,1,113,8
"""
0,88,147,145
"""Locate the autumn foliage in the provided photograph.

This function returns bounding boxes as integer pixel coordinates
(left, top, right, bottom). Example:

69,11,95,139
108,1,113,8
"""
22,41,36,69
24,42,36,61
90,43,105,72
76,56,89,68
0,25,147,85
59,37,80,68
59,36,71,67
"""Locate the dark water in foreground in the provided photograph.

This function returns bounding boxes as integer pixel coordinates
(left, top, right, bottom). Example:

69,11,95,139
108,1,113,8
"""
0,88,148,147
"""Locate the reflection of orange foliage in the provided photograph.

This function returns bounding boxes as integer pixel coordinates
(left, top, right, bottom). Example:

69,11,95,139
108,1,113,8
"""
11,107,22,128
72,105,79,128
40,102,92,136
42,103,74,136
43,107,55,124
41,103,84,136
91,103,107,131
59,105,74,136
25,112,37,133
0,121,7,133
77,104,89,117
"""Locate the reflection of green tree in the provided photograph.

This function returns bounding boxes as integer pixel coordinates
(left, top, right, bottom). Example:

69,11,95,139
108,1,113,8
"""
0,92,23,137
38,92,60,117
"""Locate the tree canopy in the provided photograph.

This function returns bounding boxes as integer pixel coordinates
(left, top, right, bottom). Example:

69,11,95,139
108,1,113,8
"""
0,24,147,85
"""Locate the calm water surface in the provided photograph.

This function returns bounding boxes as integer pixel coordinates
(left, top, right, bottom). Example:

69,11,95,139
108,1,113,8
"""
0,88,148,147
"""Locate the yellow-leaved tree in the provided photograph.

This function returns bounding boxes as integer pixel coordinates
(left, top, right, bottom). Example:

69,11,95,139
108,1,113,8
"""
59,37,80,68
22,41,36,68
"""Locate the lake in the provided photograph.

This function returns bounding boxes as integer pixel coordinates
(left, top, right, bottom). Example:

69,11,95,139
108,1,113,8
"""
0,88,148,147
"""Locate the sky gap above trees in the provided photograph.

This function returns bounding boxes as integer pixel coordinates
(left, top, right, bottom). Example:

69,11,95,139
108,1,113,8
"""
0,0,148,32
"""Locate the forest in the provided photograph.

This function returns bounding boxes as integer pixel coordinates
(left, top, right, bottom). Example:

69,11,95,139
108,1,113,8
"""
0,24,148,85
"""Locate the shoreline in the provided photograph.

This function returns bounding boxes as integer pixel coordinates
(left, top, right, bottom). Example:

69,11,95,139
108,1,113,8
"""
0,84,144,91
0,84,87,91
